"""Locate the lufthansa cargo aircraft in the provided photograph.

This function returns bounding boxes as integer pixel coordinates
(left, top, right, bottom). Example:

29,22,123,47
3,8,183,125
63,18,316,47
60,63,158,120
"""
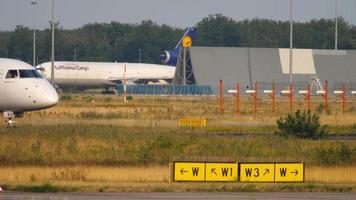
35,27,197,90
0,58,59,125
160,27,197,66
36,62,175,88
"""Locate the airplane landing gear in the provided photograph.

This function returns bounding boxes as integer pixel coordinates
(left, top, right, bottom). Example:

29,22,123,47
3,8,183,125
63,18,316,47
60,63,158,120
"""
3,111,16,127
101,87,116,95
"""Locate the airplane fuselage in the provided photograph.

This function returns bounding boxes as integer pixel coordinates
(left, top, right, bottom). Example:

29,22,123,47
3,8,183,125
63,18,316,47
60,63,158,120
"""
0,58,59,113
37,61,176,86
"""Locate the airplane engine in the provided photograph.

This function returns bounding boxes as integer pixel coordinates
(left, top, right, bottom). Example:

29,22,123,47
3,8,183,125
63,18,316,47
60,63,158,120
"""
160,50,179,66
160,50,171,64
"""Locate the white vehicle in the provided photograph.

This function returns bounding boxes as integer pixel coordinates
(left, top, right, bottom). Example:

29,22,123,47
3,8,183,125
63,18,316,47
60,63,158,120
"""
0,58,59,125
36,62,176,90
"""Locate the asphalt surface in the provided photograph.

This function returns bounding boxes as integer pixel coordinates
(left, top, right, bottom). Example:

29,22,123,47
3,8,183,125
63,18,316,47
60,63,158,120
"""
0,193,355,200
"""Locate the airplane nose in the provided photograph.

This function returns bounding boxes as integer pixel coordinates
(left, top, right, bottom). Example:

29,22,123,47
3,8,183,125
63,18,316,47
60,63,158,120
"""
38,84,59,108
44,88,59,107
45,90,59,107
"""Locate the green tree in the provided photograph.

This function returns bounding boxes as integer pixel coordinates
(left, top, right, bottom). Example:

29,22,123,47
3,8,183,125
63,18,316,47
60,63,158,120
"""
196,14,241,47
8,25,32,62
0,16,355,64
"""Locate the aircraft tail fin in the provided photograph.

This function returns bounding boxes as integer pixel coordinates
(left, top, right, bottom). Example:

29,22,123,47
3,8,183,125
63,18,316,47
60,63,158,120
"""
160,27,197,66
173,27,197,52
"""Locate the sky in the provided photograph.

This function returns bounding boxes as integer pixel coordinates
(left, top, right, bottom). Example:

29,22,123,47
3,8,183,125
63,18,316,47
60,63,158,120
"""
0,0,355,31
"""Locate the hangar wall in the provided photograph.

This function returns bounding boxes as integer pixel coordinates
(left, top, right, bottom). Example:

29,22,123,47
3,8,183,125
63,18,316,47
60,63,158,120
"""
188,47,355,94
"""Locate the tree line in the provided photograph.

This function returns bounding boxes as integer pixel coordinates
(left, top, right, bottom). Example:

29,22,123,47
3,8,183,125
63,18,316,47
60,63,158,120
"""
0,14,355,65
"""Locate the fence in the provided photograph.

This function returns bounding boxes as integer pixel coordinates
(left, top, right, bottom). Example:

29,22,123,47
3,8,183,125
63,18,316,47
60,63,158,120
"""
223,81,356,97
117,85,213,95
221,80,356,115
115,81,355,115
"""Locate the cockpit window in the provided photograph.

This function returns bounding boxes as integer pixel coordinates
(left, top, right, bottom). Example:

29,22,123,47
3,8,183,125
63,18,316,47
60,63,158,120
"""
6,70,19,79
19,70,43,78
37,67,45,72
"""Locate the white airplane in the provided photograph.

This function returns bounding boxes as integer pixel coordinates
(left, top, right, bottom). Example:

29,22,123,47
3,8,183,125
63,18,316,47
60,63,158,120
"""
0,58,59,125
36,61,176,91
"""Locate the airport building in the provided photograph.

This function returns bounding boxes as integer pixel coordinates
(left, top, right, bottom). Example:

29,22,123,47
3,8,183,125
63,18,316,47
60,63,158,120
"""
174,47,356,94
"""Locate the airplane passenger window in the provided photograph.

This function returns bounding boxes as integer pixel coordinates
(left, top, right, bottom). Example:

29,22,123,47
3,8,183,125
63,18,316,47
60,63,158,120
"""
19,70,43,78
5,70,18,79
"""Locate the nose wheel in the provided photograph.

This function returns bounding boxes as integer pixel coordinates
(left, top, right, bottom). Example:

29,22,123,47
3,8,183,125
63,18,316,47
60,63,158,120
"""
3,111,16,127
4,119,16,127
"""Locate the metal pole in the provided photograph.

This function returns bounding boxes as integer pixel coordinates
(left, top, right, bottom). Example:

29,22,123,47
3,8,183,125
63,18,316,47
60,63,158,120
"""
325,80,329,113
73,48,77,61
254,82,258,117
272,82,275,113
307,83,311,111
335,0,338,50
236,83,240,116
342,84,346,113
31,1,37,67
183,47,186,85
219,79,223,113
51,0,55,85
289,0,294,85
290,83,293,111
138,49,142,63
123,64,127,102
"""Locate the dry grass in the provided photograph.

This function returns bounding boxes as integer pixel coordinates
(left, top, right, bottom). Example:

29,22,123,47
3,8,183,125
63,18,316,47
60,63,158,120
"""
0,166,355,185
10,94,353,129
0,166,167,184
0,95,354,192
306,166,356,184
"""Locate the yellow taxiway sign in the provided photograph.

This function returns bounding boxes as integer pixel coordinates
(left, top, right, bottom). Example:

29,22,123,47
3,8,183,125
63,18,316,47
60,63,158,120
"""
239,163,275,182
275,163,304,182
205,163,238,181
173,162,205,181
172,161,304,183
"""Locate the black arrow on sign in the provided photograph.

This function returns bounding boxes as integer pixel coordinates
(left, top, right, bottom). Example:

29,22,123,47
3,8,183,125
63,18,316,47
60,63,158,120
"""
291,169,299,176
211,168,217,175
263,169,270,176
180,168,188,175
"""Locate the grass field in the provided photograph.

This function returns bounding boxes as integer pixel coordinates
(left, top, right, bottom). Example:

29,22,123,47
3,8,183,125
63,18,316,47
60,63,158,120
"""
20,95,356,128
0,166,355,184
0,166,355,192
0,124,354,166
0,94,355,192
